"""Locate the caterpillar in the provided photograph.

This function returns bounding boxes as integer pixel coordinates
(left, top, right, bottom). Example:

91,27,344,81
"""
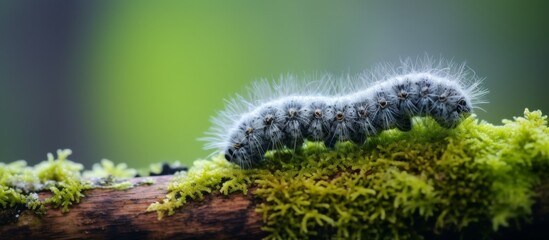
202,57,487,168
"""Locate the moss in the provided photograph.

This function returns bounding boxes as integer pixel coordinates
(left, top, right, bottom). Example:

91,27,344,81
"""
0,149,143,217
0,149,91,214
44,177,89,213
146,156,255,219
0,186,27,209
83,159,137,178
146,161,186,176
147,109,549,239
147,162,165,176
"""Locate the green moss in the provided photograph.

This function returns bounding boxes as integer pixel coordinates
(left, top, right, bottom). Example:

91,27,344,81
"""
44,177,89,213
0,186,27,208
147,109,549,239
146,156,255,219
146,161,185,176
0,149,92,214
0,149,143,217
147,162,165,176
83,159,137,178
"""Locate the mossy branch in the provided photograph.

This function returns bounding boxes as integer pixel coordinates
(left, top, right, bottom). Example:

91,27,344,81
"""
1,109,548,239
0,176,265,239
0,176,548,239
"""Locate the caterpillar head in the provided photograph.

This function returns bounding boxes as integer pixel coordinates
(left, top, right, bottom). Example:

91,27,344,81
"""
433,93,473,128
456,98,472,115
445,97,473,128
224,117,268,168
224,141,256,168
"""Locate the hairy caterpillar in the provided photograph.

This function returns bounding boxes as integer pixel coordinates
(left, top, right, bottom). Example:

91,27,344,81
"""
202,57,487,168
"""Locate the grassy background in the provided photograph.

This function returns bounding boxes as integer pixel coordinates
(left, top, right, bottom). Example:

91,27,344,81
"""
0,0,547,168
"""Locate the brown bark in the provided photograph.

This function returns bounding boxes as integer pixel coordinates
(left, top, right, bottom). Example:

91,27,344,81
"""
0,176,265,240
1,177,548,240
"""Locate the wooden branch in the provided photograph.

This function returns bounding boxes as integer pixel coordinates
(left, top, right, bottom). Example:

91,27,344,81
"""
1,177,548,240
0,176,265,240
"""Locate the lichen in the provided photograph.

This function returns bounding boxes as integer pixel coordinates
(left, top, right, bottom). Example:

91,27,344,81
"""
147,109,549,239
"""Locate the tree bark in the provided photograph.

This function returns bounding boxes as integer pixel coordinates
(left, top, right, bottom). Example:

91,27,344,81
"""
0,176,265,240
1,177,548,240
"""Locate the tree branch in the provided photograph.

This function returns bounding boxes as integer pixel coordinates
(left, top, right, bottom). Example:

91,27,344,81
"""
0,176,264,239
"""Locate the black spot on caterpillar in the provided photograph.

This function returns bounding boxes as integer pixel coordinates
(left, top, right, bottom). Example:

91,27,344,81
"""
202,57,487,168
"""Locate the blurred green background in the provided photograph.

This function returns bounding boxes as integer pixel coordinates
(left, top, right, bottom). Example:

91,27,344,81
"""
0,0,547,168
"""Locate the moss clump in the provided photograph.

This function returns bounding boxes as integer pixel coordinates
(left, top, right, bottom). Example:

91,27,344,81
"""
147,109,549,239
83,159,137,178
0,150,143,217
0,149,90,214
147,156,254,219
